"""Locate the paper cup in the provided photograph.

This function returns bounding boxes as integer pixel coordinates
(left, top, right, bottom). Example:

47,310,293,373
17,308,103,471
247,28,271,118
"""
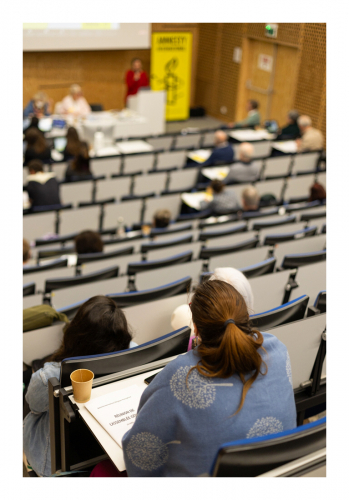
70,369,94,403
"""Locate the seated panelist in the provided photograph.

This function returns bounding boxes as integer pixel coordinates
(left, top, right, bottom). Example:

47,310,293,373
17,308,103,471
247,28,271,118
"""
23,91,53,119
59,84,91,117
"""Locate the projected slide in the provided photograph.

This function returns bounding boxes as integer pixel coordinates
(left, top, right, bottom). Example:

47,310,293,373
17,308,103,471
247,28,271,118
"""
23,23,150,51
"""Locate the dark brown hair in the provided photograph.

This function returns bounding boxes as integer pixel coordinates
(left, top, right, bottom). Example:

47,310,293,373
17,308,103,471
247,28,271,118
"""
153,209,171,228
189,280,267,414
74,230,103,254
249,99,259,110
23,239,30,263
66,127,81,157
50,296,133,362
211,179,225,194
25,127,48,154
71,141,91,173
309,182,326,202
28,159,44,173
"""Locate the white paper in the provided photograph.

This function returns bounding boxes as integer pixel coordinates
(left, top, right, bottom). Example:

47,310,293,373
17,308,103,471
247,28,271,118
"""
50,149,64,161
258,54,273,72
84,384,144,448
187,149,212,163
181,192,212,210
271,140,297,153
116,140,154,154
229,129,275,142
201,166,230,181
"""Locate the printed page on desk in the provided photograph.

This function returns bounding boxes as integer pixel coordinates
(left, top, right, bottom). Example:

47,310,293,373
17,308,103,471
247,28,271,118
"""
84,384,144,448
187,149,211,163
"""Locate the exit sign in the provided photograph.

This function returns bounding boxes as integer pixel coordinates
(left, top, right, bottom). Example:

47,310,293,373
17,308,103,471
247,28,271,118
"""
265,24,278,38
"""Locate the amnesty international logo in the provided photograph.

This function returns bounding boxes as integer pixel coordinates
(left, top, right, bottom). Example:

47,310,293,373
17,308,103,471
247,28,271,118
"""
151,32,192,121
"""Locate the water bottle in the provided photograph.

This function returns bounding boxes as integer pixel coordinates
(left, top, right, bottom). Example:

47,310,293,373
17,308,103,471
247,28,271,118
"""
94,128,104,153
117,216,125,237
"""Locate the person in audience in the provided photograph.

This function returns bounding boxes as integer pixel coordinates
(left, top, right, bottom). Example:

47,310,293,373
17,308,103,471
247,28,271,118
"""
296,115,324,152
24,128,52,165
309,182,326,203
118,280,296,477
200,131,235,167
60,84,91,117
153,209,172,229
23,91,52,119
241,186,260,211
276,110,300,140
63,126,83,160
24,116,40,137
23,296,137,477
64,141,93,181
171,266,255,350
25,160,61,208
125,58,149,103
200,180,240,215
228,100,261,129
74,230,104,254
23,239,31,265
224,142,260,183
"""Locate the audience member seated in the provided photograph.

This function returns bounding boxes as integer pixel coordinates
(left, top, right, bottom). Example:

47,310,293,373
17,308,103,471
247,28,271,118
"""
65,142,93,181
153,209,172,229
200,131,235,167
112,280,296,477
276,110,301,140
23,91,52,119
228,99,261,129
58,84,91,117
23,239,31,266
309,182,326,203
24,128,52,165
200,180,240,215
225,142,260,183
25,160,61,208
63,127,84,161
296,115,324,152
24,116,41,137
171,266,255,350
241,186,260,211
23,296,137,477
74,230,104,254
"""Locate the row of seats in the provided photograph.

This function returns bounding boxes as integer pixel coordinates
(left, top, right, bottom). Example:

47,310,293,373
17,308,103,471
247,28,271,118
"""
23,172,326,240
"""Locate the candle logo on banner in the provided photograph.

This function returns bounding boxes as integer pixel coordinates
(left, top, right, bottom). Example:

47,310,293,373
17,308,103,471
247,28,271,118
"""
151,32,192,121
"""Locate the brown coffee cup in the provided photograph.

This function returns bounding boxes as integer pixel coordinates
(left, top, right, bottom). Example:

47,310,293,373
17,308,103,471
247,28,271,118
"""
70,369,94,403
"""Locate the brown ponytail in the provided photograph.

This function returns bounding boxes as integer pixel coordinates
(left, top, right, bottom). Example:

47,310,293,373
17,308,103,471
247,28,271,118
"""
189,280,267,415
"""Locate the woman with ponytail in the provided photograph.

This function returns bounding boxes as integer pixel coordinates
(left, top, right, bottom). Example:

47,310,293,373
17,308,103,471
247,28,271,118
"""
103,280,297,477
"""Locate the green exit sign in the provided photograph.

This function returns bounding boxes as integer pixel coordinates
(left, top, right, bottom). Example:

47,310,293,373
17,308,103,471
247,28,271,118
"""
265,24,278,38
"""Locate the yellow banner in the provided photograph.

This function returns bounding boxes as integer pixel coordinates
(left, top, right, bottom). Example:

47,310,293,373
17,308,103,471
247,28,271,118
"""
150,32,192,121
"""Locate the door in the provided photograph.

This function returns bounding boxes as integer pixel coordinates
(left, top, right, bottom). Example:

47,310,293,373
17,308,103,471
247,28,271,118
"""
236,38,299,126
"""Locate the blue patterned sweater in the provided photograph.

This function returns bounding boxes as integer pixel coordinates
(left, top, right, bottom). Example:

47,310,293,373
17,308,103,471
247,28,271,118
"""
122,332,297,477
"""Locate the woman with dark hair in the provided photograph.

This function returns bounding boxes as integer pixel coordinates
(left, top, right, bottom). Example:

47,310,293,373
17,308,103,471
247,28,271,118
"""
74,230,104,254
309,182,326,203
63,126,82,160
24,128,52,165
119,280,296,477
23,296,137,477
64,140,93,181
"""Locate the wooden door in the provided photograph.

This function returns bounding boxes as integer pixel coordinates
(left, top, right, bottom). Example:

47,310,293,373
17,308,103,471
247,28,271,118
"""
236,38,299,126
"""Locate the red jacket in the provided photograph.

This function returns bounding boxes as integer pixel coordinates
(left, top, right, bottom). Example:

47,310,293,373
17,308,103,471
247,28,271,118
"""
125,70,149,101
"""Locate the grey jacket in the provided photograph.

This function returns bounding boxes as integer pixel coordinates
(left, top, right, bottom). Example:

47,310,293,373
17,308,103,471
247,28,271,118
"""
225,161,260,184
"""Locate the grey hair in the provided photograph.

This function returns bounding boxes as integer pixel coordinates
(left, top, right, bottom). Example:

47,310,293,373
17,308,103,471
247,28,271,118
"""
288,109,299,122
239,142,254,160
298,115,312,128
242,186,260,208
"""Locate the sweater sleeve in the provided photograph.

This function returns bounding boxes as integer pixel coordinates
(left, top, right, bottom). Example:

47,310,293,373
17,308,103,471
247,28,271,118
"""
25,363,60,414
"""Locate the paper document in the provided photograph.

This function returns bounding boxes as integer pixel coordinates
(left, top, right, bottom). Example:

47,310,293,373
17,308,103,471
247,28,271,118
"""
202,166,230,181
271,141,298,154
84,384,144,448
181,192,212,210
229,129,275,142
187,149,212,163
116,140,154,154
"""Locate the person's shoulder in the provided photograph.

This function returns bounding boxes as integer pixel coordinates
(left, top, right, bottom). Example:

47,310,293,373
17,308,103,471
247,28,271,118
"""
261,331,287,353
153,351,198,381
32,362,61,386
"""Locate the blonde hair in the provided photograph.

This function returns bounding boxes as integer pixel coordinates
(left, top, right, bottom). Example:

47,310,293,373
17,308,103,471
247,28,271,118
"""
70,84,82,96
